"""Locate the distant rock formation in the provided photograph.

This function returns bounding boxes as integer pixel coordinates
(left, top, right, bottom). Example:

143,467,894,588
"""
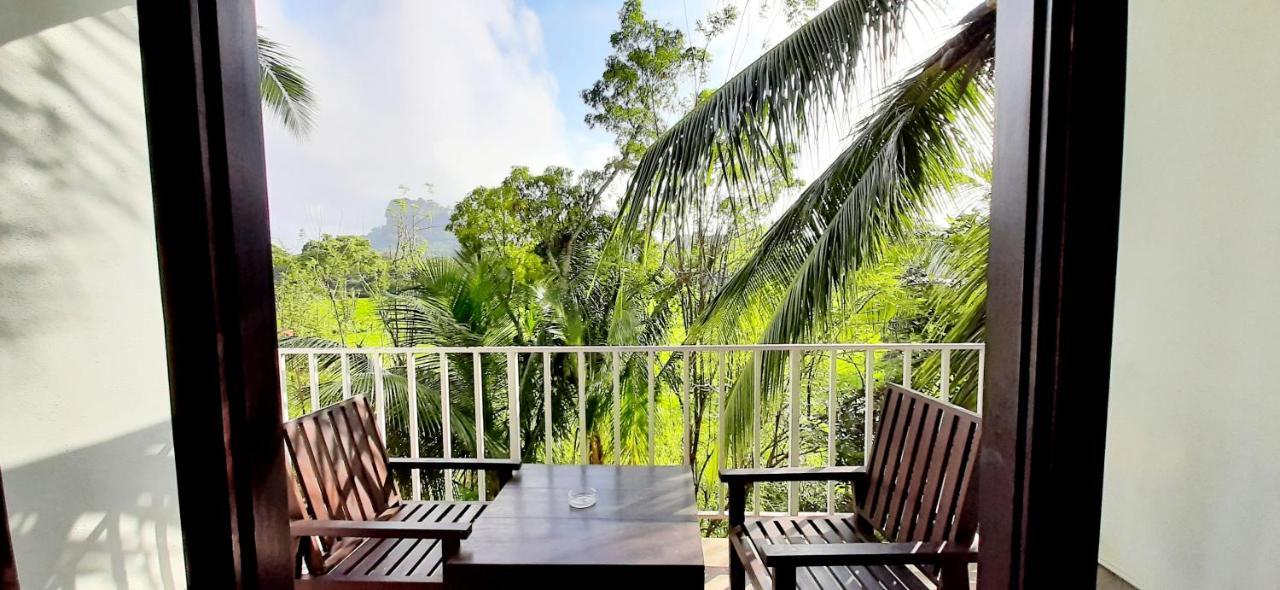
364,198,458,256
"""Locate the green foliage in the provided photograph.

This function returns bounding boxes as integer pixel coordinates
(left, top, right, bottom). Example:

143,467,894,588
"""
695,5,739,39
276,235,388,344
617,0,933,234
395,163,674,463
581,0,710,170
297,234,389,297
383,255,517,348
913,210,989,409
448,166,610,287
769,0,821,26
611,1,996,463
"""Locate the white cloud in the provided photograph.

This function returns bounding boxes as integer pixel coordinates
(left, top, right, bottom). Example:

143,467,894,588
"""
257,0,573,248
256,0,978,248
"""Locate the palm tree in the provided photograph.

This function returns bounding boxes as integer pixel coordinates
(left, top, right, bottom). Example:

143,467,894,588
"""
614,0,996,454
914,208,989,407
282,247,674,475
257,33,316,138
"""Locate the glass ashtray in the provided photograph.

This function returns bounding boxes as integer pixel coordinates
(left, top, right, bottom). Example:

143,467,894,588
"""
568,487,598,509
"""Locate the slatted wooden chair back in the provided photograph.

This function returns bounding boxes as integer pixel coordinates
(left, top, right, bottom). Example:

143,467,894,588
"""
284,397,400,573
858,384,981,547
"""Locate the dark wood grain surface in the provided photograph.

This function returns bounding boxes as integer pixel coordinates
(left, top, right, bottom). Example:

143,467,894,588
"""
137,0,293,584
720,386,980,590
985,0,1128,586
446,465,703,588
1,470,16,589
285,397,515,587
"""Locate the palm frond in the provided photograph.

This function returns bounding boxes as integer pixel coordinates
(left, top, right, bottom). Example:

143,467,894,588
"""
699,7,993,347
617,0,935,236
914,214,988,409
258,33,316,139
713,6,995,453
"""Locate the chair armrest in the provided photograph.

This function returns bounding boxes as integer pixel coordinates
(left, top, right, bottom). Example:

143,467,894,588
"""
290,519,472,540
388,458,521,473
722,467,869,527
759,540,977,568
720,466,867,484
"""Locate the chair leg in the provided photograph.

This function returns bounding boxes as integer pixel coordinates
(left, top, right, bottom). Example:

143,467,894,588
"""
940,562,970,589
729,545,745,590
773,566,796,590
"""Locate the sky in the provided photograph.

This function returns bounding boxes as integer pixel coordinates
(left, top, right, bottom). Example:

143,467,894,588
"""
256,0,975,250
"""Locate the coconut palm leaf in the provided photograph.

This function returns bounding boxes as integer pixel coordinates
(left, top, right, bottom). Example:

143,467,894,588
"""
708,72,991,345
617,0,940,235
913,212,988,409
258,33,316,139
707,6,995,454
381,255,516,348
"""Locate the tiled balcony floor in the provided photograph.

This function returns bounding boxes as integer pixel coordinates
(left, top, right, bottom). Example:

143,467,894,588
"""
703,538,731,589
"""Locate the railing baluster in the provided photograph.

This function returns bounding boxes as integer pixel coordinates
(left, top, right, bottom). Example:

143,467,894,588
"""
473,352,485,501
647,351,656,466
863,349,874,463
340,353,351,399
307,353,320,412
941,348,952,402
718,351,728,515
544,351,553,465
372,353,386,440
789,349,801,515
682,352,691,467
577,351,587,464
612,351,621,465
977,348,986,414
507,352,520,461
279,353,289,420
902,348,912,389
752,350,761,515
439,352,452,501
407,352,420,501
827,351,837,514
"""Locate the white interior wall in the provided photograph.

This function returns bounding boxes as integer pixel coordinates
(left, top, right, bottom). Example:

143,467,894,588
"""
0,2,186,588
1101,0,1280,588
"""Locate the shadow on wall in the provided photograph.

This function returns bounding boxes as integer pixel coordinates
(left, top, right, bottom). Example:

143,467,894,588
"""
0,0,131,46
0,4,152,344
1,3,187,588
5,423,184,589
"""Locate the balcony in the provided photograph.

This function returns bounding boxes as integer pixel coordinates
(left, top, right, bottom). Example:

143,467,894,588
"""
278,343,983,519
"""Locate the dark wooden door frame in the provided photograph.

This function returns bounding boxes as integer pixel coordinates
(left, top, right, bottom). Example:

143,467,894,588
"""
981,0,1128,588
1,470,17,590
135,0,293,587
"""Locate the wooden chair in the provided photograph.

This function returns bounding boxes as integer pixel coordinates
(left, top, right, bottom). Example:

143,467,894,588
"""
721,384,980,590
283,396,520,588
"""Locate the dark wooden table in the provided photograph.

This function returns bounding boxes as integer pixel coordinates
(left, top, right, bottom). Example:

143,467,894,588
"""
445,465,704,588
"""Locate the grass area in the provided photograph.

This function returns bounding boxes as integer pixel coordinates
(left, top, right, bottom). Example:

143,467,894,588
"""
288,297,390,347
345,298,389,346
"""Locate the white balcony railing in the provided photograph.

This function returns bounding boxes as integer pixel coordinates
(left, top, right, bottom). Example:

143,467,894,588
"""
277,343,984,519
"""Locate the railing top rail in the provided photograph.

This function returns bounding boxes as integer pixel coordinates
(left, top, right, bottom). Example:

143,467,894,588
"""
278,343,985,355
